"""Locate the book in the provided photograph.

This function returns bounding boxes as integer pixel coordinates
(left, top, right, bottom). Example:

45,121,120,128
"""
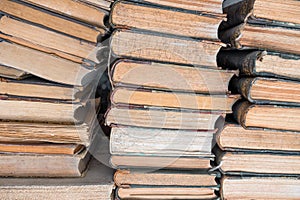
110,0,222,40
0,64,30,80
221,176,300,200
0,148,90,177
218,49,300,81
111,87,240,112
0,77,94,102
0,158,114,199
234,101,300,132
252,0,300,25
79,0,113,10
216,123,300,152
111,155,213,170
114,169,217,187
22,0,107,28
215,150,300,175
0,41,100,86
231,77,300,105
0,0,106,43
105,106,223,130
110,126,216,156
110,59,236,94
0,96,99,124
0,16,98,61
110,29,224,68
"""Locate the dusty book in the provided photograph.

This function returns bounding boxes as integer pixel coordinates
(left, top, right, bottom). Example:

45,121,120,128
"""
230,77,300,105
221,176,300,200
233,100,300,132
110,0,223,40
0,40,101,86
105,106,224,130
217,49,300,81
110,59,236,94
111,155,214,170
0,158,114,199
0,0,106,43
110,126,216,157
216,123,300,153
0,64,30,80
111,87,240,112
109,29,224,68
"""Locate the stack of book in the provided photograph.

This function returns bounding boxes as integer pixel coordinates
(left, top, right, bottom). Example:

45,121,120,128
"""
104,0,248,199
216,0,300,199
0,0,114,199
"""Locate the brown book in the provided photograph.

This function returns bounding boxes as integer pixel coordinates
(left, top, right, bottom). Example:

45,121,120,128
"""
217,49,300,81
0,16,98,61
79,0,113,10
105,106,223,130
22,0,107,28
0,0,106,43
111,155,213,170
215,150,300,175
111,87,240,112
110,126,216,156
110,29,224,68
234,101,300,132
0,96,99,124
232,77,300,105
0,41,100,86
114,170,217,187
0,64,30,80
0,143,84,155
253,0,300,25
142,0,224,15
117,187,217,200
0,149,90,177
0,120,96,145
110,1,222,40
0,77,94,102
111,59,236,94
0,158,114,199
221,176,300,200
216,123,300,152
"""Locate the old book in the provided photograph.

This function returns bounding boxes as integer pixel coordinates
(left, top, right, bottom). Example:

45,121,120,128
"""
231,77,300,105
141,0,224,15
110,29,224,68
116,187,217,200
0,143,84,155
110,1,222,40
218,49,300,81
110,59,236,94
0,77,94,102
253,0,300,25
111,155,213,169
79,0,113,10
110,126,216,156
0,41,100,86
0,64,30,80
105,106,223,130
22,0,107,28
111,87,240,112
229,23,300,54
0,0,106,43
221,176,300,200
0,96,99,124
0,120,96,145
215,150,300,175
0,16,98,61
0,149,90,177
234,101,300,132
0,158,114,199
114,170,217,187
216,123,300,152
